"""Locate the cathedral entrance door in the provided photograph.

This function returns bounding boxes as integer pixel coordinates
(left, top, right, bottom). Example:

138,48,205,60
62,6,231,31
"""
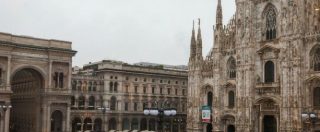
227,125,235,132
263,115,277,132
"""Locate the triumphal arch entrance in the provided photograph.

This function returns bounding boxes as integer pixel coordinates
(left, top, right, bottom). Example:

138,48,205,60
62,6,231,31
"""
0,32,76,132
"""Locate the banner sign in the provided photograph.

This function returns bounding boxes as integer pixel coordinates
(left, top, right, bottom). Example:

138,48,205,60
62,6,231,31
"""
202,105,211,123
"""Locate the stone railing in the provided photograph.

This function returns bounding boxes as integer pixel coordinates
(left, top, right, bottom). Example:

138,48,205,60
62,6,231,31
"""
255,82,280,95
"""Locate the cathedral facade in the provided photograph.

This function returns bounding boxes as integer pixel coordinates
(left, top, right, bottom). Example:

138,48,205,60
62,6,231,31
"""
187,0,320,132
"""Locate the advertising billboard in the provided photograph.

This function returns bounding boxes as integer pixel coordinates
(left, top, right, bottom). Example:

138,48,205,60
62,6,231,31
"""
202,105,211,123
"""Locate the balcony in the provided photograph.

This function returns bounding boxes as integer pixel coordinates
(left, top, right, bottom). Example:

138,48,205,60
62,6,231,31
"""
255,82,280,95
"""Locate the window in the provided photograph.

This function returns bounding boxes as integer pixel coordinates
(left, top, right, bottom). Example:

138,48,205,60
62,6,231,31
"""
143,102,148,110
228,91,235,108
143,87,147,94
72,81,77,90
125,85,129,93
175,89,178,95
182,89,186,96
152,87,155,94
160,80,163,83
207,92,213,107
78,96,85,110
92,82,97,91
176,81,178,84
311,46,320,71
114,82,118,92
125,76,129,80
71,96,75,106
110,96,117,110
109,82,113,92
227,57,236,79
110,76,113,79
152,79,155,82
115,76,117,79
168,88,171,95
143,78,146,82
134,86,138,93
135,78,138,81
182,82,185,85
134,103,138,111
125,102,129,111
54,72,59,88
314,87,320,107
168,81,170,84
160,87,163,94
0,68,2,79
265,61,275,83
89,96,95,110
265,5,277,40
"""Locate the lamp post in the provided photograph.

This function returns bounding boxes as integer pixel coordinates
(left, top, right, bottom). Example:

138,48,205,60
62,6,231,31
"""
0,104,12,132
301,112,318,132
97,106,110,132
143,101,177,132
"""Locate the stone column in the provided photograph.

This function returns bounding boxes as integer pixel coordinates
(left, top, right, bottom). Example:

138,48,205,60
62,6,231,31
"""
118,117,122,131
48,61,52,90
4,108,10,132
46,105,51,132
66,105,71,132
259,115,262,132
6,56,11,91
41,104,48,132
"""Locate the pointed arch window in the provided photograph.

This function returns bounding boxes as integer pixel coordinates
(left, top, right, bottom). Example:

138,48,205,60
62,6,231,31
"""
207,92,213,107
228,91,235,108
265,5,277,40
311,46,320,71
227,57,236,79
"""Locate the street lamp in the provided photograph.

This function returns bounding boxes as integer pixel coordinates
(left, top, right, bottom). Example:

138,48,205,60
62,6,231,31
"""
0,104,12,132
97,106,110,132
301,112,318,131
143,101,177,132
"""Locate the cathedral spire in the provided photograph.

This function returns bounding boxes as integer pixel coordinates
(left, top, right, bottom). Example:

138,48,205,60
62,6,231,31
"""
216,0,223,29
196,18,203,60
189,20,196,61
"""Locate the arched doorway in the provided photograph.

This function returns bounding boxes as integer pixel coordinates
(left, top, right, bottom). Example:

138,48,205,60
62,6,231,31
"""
51,110,63,132
94,118,102,132
72,117,82,132
149,118,156,131
108,118,117,131
206,123,212,132
122,118,130,131
227,125,235,132
140,118,147,130
10,68,44,132
263,115,277,132
131,118,139,130
84,118,92,131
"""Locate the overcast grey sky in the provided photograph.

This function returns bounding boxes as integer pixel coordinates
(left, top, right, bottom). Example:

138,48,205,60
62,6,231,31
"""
0,0,235,66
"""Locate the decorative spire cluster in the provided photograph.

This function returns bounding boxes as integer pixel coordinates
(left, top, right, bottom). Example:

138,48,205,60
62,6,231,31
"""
216,0,223,30
189,19,203,62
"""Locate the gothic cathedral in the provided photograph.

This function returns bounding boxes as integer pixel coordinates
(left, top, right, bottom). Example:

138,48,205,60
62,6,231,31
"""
187,0,320,131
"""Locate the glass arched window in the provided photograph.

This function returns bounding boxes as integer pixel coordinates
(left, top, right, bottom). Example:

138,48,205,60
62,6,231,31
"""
314,87,320,107
311,46,320,71
227,57,236,79
265,61,275,83
110,96,116,110
228,91,235,108
88,96,95,110
265,5,277,40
